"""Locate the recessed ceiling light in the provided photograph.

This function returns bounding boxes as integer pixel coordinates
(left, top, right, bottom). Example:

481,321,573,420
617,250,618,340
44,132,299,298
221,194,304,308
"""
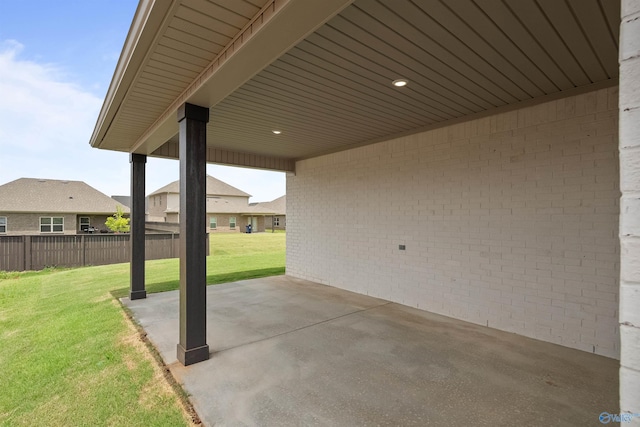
272,130,282,134
392,79,408,87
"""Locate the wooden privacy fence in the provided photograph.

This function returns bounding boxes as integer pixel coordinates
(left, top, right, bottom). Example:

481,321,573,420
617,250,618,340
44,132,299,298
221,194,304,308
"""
0,233,210,272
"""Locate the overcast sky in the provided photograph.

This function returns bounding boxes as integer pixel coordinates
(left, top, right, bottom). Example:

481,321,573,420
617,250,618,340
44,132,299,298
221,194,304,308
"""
0,1,286,203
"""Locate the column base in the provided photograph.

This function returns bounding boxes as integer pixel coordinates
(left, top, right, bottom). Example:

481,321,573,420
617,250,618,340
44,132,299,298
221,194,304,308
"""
130,289,147,300
177,344,210,366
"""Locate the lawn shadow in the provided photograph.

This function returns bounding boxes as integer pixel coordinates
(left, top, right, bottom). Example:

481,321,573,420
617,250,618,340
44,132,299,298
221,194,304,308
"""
110,267,285,299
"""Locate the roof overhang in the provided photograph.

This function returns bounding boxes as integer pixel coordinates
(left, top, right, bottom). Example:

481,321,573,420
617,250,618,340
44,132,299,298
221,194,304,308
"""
90,0,620,173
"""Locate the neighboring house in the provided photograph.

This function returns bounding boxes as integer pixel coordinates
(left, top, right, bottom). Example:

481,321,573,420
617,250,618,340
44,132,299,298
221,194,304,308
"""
252,195,286,230
0,178,129,235
112,195,150,215
111,195,131,207
147,175,278,233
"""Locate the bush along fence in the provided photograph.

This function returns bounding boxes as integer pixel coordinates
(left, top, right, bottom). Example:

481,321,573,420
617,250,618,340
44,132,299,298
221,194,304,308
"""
0,233,209,272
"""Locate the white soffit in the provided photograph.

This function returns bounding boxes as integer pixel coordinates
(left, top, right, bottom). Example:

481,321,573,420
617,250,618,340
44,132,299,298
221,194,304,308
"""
91,0,620,163
91,0,355,154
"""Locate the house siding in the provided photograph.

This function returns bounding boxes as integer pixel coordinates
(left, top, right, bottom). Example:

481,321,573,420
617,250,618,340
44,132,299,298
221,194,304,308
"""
166,212,179,223
147,193,176,221
151,193,269,233
265,215,286,230
167,193,179,213
208,214,245,233
0,213,115,235
1,213,77,235
155,213,261,233
147,194,166,221
287,86,620,359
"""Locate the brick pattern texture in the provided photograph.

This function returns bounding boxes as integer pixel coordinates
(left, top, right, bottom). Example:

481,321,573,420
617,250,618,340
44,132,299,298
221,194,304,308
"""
288,87,620,358
619,0,640,415
1,213,111,235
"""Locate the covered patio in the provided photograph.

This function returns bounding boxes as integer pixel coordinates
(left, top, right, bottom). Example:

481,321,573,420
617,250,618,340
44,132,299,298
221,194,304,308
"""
90,0,640,419
124,275,617,426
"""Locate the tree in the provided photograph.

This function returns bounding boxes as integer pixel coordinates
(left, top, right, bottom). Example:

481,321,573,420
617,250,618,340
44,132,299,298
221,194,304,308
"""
105,205,130,233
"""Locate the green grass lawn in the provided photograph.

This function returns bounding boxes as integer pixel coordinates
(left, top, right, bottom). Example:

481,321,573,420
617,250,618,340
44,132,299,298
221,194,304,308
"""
112,232,286,298
0,232,285,426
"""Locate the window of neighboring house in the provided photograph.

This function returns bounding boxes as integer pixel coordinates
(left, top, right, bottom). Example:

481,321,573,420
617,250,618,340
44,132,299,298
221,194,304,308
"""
273,217,280,227
40,217,64,233
0,217,6,233
210,217,217,229
229,216,236,229
79,217,90,231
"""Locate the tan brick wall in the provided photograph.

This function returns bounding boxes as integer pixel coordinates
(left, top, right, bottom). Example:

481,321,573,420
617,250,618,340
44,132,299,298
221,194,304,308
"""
0,213,115,235
288,86,620,358
265,215,286,230
167,194,179,212
148,193,171,219
1,213,78,235
208,214,243,233
163,213,267,233
148,193,179,219
166,212,179,223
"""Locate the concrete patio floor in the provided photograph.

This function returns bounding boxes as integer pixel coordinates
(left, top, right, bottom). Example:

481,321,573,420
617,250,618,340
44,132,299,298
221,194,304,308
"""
123,275,619,426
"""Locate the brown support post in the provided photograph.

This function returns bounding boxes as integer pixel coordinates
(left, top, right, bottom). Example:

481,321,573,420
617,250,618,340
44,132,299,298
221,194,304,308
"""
176,103,210,366
130,153,147,300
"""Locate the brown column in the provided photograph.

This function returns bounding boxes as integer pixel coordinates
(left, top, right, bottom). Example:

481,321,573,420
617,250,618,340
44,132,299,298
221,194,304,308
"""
176,103,210,365
130,153,146,300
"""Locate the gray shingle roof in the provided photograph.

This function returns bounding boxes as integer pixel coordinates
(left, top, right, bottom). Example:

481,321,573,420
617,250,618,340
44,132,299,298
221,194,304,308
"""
253,195,286,215
149,175,251,198
0,178,129,214
112,195,151,214
111,195,131,207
